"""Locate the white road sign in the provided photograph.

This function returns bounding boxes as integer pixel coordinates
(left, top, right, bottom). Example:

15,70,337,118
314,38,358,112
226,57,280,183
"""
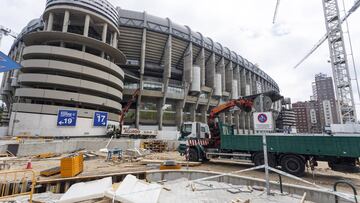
253,112,274,131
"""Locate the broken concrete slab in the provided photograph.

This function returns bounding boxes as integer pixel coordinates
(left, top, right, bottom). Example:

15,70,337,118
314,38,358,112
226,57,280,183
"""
105,174,162,203
58,177,112,203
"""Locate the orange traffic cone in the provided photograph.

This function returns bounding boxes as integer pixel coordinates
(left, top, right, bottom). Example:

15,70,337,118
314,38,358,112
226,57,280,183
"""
26,159,32,169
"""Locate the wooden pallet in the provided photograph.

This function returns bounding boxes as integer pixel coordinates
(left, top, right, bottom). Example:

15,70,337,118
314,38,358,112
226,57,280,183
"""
142,140,167,152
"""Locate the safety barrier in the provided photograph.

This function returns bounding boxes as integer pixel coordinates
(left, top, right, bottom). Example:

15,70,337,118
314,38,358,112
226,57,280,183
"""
0,169,36,202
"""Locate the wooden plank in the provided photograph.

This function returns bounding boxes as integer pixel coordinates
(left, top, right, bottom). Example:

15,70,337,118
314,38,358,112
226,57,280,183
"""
40,166,60,177
140,159,201,166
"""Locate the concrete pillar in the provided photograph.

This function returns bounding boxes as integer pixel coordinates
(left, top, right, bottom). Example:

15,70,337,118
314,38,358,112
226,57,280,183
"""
43,20,47,31
261,78,265,93
267,82,271,92
234,65,241,98
253,74,258,94
176,101,183,127
190,104,196,122
248,72,253,95
83,14,90,37
245,70,251,96
62,10,70,32
226,112,232,125
239,111,246,134
183,42,193,83
225,61,233,93
200,105,207,123
47,12,54,31
157,100,163,129
195,48,206,87
102,23,108,43
159,35,172,130
109,33,113,46
263,81,267,92
112,32,118,48
219,112,226,123
247,112,253,133
206,53,216,88
240,68,246,96
234,111,240,134
217,58,226,92
204,88,214,119
244,112,249,134
135,28,147,128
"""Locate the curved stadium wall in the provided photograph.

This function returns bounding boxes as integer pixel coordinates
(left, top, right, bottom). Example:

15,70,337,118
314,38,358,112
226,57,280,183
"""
0,0,280,137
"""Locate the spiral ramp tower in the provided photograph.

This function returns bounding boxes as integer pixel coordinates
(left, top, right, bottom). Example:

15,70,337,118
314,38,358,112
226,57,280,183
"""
1,0,126,136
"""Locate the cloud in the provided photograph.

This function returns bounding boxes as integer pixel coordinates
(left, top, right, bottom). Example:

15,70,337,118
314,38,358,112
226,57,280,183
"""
239,27,262,39
271,23,291,37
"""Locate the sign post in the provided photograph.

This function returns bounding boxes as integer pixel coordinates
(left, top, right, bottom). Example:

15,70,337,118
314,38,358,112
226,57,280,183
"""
57,110,77,126
93,112,108,127
253,96,274,195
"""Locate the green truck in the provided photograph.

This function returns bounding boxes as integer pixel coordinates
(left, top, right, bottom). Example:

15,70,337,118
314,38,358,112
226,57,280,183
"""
179,122,360,176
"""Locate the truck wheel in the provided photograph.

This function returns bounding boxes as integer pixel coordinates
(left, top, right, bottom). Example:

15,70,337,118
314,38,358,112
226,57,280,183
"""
328,158,359,172
253,153,276,168
281,155,305,177
188,148,199,162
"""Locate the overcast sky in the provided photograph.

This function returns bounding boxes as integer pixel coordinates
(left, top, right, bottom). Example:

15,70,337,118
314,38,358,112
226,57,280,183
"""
1,0,360,116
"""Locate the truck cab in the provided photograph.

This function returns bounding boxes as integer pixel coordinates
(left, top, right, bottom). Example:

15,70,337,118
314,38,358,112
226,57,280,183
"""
179,122,211,140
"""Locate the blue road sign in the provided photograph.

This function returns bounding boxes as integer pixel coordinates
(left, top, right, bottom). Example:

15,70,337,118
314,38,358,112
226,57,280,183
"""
57,110,77,126
0,51,21,72
257,113,268,123
93,111,108,127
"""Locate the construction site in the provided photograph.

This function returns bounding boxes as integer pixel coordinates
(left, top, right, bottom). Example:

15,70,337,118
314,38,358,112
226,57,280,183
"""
1,0,360,202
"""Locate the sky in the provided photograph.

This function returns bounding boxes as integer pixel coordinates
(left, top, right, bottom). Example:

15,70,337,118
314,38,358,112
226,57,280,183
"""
1,0,360,115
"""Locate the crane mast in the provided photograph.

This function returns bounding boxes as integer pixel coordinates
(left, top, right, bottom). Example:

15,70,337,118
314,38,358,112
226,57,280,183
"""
322,0,356,123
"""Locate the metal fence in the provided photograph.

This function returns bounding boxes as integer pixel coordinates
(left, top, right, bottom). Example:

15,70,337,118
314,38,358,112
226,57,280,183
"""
0,169,36,202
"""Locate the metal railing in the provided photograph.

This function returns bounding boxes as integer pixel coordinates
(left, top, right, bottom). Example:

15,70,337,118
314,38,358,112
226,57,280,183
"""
334,180,358,203
0,169,36,203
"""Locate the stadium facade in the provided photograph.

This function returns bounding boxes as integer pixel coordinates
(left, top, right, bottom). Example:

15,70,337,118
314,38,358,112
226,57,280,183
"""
0,0,280,137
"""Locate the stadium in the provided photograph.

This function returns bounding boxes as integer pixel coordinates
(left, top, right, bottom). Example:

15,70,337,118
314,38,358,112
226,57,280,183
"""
0,0,280,137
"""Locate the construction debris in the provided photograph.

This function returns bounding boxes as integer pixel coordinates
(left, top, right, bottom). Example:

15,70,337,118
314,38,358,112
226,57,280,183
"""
142,140,167,152
58,177,112,203
104,174,162,203
40,166,61,177
157,178,311,203
124,148,150,157
33,152,58,159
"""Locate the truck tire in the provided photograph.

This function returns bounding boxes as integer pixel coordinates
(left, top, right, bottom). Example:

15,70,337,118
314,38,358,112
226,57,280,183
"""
253,152,276,168
188,148,199,162
328,158,359,172
281,155,305,177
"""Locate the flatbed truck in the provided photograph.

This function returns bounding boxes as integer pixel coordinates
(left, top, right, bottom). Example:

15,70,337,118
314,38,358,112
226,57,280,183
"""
177,91,360,176
179,122,360,176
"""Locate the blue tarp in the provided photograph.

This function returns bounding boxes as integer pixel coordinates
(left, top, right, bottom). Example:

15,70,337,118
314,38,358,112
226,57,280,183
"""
0,51,21,72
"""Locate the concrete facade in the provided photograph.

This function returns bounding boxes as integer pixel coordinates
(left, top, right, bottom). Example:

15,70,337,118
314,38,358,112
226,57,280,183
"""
1,0,280,136
293,101,322,134
312,73,339,127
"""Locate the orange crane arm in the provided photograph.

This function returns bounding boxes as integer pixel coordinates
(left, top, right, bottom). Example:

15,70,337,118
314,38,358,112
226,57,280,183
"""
208,98,253,122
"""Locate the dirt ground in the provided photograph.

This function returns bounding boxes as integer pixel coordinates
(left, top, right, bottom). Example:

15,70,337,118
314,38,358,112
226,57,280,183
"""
5,151,360,193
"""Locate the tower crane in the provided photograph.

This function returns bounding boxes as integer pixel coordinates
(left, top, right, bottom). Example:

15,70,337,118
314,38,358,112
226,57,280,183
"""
272,0,281,24
0,25,18,47
274,0,360,124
